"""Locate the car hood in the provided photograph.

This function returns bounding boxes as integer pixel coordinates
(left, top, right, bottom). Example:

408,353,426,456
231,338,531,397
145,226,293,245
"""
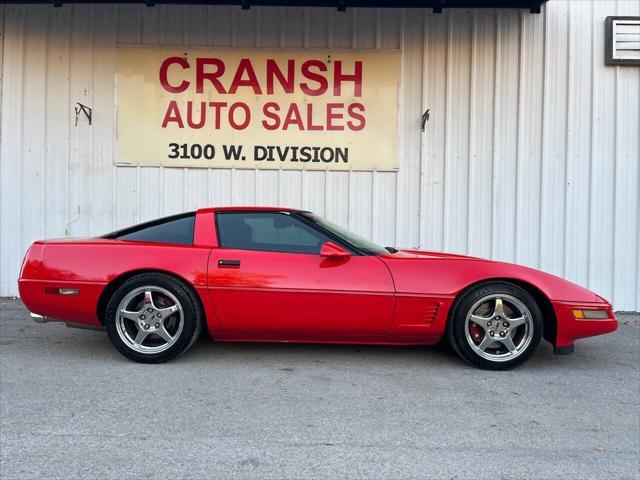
378,249,600,303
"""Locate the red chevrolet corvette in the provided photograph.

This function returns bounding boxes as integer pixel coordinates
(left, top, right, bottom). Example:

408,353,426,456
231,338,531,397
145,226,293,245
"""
18,207,617,369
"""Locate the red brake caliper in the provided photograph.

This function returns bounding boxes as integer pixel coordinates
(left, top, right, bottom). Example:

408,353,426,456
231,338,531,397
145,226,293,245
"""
469,322,484,345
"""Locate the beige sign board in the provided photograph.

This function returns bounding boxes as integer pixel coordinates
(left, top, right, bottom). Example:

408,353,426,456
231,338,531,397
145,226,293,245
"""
115,46,399,170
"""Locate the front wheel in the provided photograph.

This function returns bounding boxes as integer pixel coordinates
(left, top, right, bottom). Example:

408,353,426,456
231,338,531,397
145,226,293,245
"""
447,282,543,370
104,273,203,363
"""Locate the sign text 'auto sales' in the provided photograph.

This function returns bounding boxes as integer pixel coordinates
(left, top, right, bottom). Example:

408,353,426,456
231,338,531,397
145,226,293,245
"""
116,47,399,170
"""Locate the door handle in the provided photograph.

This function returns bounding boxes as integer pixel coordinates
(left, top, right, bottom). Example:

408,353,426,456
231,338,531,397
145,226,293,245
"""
218,259,241,268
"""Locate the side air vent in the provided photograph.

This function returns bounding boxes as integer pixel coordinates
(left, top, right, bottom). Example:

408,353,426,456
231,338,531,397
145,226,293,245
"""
423,302,440,325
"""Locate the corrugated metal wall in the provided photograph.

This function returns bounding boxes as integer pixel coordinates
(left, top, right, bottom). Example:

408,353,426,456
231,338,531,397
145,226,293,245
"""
1,1,639,310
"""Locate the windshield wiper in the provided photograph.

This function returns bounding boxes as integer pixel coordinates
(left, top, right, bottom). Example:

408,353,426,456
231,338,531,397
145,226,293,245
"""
384,246,398,254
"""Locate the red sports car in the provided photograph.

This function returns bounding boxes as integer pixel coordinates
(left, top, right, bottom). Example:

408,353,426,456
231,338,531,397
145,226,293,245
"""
18,207,617,369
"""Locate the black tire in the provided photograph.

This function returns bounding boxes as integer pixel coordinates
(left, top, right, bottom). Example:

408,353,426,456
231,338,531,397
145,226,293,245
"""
447,281,543,370
104,272,203,363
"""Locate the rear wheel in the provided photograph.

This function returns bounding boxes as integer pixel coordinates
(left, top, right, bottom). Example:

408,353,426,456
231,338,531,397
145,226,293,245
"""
104,273,202,363
447,282,542,370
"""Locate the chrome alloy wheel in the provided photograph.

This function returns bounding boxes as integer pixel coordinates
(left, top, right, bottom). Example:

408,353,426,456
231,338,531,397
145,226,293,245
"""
464,294,533,362
115,286,184,354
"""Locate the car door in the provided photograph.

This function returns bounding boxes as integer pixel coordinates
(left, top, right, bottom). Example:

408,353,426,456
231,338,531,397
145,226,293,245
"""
207,211,395,339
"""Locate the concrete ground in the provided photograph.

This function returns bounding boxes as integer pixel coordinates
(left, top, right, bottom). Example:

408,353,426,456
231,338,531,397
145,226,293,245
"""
1,298,638,480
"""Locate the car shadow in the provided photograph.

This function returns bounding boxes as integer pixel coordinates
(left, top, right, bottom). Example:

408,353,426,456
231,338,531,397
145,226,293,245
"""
3,314,616,374
176,332,565,371
28,326,471,368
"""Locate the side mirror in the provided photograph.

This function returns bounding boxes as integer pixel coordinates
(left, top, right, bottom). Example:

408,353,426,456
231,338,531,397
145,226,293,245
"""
320,241,350,258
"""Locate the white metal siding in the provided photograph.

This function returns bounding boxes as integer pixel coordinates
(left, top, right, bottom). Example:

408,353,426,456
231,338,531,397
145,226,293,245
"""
1,1,639,310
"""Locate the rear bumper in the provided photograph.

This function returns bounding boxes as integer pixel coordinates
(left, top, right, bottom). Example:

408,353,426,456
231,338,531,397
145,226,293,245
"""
30,312,49,323
552,300,618,352
29,311,104,331
19,279,104,326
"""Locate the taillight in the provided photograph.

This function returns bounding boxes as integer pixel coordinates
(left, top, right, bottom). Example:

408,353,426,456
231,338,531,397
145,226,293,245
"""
19,243,45,279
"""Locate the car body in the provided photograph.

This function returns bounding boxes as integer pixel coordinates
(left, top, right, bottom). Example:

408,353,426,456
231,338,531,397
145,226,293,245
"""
18,207,618,368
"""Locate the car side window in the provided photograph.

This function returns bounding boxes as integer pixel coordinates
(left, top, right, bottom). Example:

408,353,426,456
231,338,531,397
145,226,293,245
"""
104,213,195,245
216,212,330,254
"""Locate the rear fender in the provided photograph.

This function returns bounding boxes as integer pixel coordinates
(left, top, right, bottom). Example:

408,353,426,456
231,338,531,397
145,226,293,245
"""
18,241,213,328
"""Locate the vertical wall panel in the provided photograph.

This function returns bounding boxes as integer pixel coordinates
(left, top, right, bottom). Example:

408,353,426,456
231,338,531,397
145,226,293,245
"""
396,9,422,248
0,7,24,296
113,6,139,229
209,6,233,46
0,2,639,310
466,12,496,260
259,7,281,47
185,5,211,45
563,1,592,288
44,8,71,238
68,5,95,236
305,7,330,48
138,7,163,224
588,1,617,303
539,2,569,277
233,6,258,47
329,7,353,48
325,171,349,228
492,12,520,263
255,170,280,207
0,6,4,177
354,8,376,49
612,0,640,310
284,7,305,47
612,60,640,309
164,5,186,45
208,169,232,207
300,171,326,216
420,12,447,252
378,8,401,50
442,11,472,254
21,8,47,248
0,5,5,276
0,6,3,133
278,170,302,208
514,10,543,268
116,5,140,44
348,171,373,237
91,5,116,233
371,172,397,247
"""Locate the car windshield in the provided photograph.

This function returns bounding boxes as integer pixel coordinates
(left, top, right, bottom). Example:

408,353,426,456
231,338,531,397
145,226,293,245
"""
299,212,388,255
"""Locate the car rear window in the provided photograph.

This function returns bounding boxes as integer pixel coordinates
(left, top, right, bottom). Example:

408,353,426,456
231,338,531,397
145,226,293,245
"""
102,212,195,245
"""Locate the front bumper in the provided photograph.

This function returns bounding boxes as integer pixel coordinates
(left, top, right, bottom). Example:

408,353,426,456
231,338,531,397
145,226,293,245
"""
552,301,618,353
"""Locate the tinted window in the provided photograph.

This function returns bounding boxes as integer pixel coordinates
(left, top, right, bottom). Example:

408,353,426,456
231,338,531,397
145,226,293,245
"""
299,212,387,255
216,212,329,254
104,213,195,245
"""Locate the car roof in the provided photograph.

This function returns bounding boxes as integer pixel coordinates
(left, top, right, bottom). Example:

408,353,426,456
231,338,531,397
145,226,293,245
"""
197,206,304,214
